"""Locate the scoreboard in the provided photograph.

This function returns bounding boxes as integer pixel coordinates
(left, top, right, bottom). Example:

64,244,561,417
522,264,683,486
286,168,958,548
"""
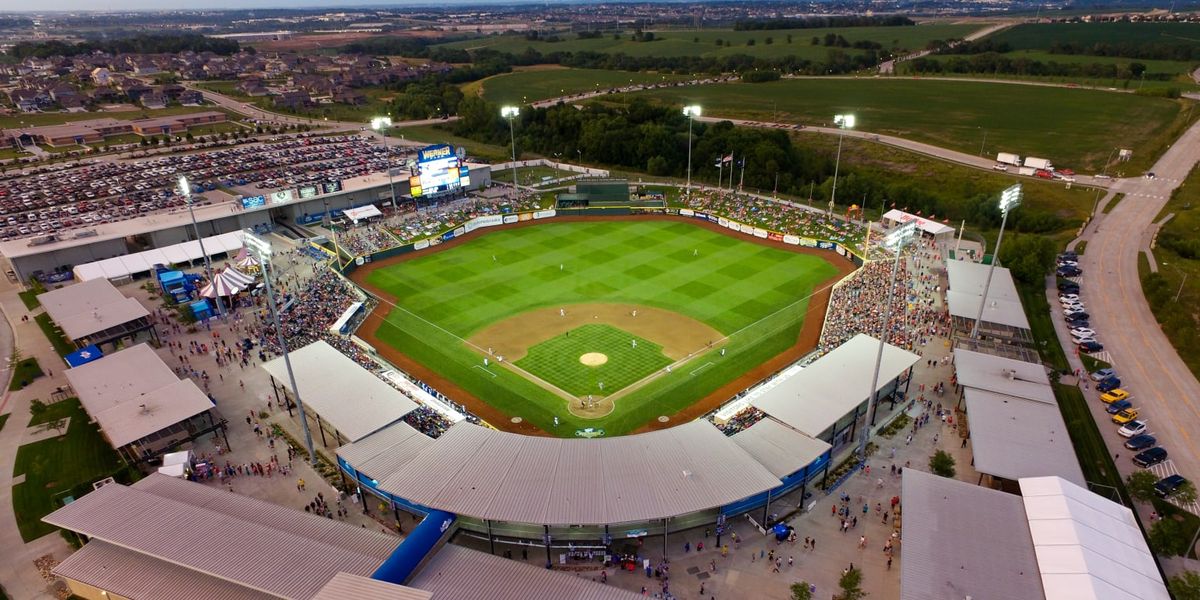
411,144,469,198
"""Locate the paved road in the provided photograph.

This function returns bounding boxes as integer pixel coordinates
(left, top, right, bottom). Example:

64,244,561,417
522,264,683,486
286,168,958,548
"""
879,22,1012,74
1077,118,1200,486
693,115,1112,189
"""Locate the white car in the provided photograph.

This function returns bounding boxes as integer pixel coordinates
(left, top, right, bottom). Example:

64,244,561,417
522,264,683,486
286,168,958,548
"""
1118,420,1147,438
1057,260,1079,267
1070,327,1097,338
1072,336,1098,345
1061,297,1084,307
993,164,1009,171
1063,303,1086,312
1064,308,1088,317
1059,294,1081,302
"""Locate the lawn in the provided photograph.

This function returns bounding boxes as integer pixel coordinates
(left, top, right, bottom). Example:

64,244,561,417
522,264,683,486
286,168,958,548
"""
490,165,564,185
17,289,40,310
12,398,124,541
0,105,236,130
34,313,75,357
515,324,673,396
475,67,691,104
991,22,1200,51
394,124,513,163
1144,164,1200,379
365,219,839,435
9,357,43,391
439,23,982,61
620,78,1195,172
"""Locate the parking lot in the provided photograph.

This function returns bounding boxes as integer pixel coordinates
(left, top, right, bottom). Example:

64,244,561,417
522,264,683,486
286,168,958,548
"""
0,133,406,242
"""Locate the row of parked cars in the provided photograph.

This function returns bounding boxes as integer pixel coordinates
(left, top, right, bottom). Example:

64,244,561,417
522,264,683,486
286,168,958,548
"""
1057,252,1104,353
0,134,400,243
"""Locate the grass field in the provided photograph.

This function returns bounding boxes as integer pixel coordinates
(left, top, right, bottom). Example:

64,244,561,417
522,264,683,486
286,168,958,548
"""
515,324,672,396
394,124,513,163
991,22,1200,51
13,398,124,541
365,219,840,435
438,24,981,61
475,67,691,104
620,78,1194,172
1145,165,1200,379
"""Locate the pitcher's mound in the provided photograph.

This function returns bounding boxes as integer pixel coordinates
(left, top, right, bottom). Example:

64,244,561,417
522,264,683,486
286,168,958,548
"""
579,352,608,366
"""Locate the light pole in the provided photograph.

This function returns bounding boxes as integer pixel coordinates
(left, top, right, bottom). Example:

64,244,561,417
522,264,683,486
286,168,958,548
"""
370,116,397,210
971,184,1022,339
857,220,917,458
501,106,520,199
177,175,222,318
830,114,855,216
978,128,988,157
683,105,702,195
243,229,318,466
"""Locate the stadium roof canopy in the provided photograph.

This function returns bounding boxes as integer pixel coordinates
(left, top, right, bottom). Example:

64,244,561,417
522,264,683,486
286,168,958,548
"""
378,420,781,525
72,231,246,282
335,420,434,483
262,341,418,442
945,259,1030,331
963,388,1085,486
900,469,1045,600
64,344,213,448
751,334,920,437
1019,476,1168,600
954,348,1055,404
47,475,643,600
730,418,831,478
37,277,150,341
44,474,401,599
882,209,955,236
410,544,642,600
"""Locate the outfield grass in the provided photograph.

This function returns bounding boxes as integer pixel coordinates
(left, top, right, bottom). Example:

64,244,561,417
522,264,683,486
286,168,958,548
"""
621,78,1194,172
515,324,672,395
439,24,981,61
476,67,691,104
367,220,838,435
13,398,124,541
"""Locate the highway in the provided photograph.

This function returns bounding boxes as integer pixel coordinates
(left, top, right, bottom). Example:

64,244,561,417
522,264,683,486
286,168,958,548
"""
1074,118,1200,490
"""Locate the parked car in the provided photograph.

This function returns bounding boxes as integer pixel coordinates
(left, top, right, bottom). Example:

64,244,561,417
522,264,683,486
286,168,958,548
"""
1106,399,1134,414
1112,407,1140,424
1125,434,1157,451
1064,309,1089,319
1134,447,1169,467
1070,327,1096,338
1060,294,1081,303
1100,389,1130,404
1118,420,1147,437
1091,368,1117,381
1058,281,1080,293
1058,266,1082,277
1065,314,1090,325
1080,341,1105,353
1097,377,1121,392
1155,475,1189,499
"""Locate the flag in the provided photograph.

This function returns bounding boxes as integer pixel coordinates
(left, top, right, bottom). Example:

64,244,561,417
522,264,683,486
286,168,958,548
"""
722,154,733,164
714,158,723,167
738,157,746,167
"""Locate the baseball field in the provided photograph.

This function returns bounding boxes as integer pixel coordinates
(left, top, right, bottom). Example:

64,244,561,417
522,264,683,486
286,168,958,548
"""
353,218,849,437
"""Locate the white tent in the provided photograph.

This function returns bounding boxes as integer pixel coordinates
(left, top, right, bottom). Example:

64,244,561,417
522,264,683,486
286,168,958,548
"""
156,463,187,478
73,231,246,282
221,267,255,288
344,205,382,224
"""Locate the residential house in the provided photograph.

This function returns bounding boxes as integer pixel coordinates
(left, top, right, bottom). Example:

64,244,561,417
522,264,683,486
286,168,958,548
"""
91,67,111,86
140,93,167,109
272,90,311,110
8,88,47,112
178,89,203,105
332,87,366,105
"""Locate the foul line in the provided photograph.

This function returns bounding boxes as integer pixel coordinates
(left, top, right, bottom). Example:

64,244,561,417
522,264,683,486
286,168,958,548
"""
473,365,498,378
690,362,715,376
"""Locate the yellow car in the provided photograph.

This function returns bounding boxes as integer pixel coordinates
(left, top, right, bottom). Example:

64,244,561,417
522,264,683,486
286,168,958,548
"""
1100,389,1130,404
1112,408,1140,425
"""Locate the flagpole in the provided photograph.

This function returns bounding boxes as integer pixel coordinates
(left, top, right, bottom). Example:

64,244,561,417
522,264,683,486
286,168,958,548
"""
728,154,735,193
717,160,723,192
738,158,745,191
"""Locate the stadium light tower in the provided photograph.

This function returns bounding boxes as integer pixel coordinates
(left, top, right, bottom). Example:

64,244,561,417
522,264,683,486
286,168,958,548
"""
243,229,318,466
857,219,916,458
829,114,856,216
501,106,520,199
177,175,222,318
370,116,398,211
971,184,1022,339
682,105,702,195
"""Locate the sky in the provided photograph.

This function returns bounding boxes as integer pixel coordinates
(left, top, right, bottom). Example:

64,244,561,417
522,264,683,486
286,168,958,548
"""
0,0,546,9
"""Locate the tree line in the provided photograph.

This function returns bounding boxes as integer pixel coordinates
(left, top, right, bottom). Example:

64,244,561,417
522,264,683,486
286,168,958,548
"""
906,53,1170,81
947,38,1200,62
733,15,914,31
8,33,242,59
446,96,1067,239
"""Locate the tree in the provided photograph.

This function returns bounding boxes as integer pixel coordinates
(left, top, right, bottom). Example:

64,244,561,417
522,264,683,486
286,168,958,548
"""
37,417,66,436
929,450,956,477
837,566,867,600
1170,571,1200,600
29,398,47,420
791,581,814,600
1177,481,1199,506
1149,517,1194,556
1127,470,1159,501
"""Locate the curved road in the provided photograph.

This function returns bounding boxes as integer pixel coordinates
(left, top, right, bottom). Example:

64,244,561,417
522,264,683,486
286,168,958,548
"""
1079,119,1200,483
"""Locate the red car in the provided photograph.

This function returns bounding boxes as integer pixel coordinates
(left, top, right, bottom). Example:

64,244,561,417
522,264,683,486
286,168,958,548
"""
1035,169,1053,179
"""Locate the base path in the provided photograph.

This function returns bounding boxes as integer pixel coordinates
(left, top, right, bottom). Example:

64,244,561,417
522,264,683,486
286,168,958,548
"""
468,303,722,363
350,214,856,436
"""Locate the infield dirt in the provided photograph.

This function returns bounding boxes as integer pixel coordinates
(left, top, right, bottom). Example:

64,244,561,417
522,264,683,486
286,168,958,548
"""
349,215,856,436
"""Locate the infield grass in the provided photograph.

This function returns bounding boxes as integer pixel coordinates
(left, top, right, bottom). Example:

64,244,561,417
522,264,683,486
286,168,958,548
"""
366,219,840,435
516,324,672,396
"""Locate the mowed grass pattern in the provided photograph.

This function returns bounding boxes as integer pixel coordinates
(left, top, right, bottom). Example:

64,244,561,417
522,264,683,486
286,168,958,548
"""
516,324,672,396
366,220,838,435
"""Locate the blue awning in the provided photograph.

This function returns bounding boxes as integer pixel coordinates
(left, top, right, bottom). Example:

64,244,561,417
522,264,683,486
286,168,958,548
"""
65,345,104,367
